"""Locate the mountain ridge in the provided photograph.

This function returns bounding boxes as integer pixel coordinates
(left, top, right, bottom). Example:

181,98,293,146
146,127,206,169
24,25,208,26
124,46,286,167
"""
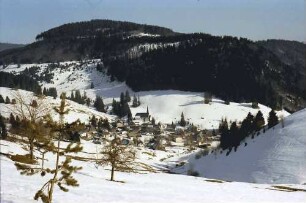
0,19,305,112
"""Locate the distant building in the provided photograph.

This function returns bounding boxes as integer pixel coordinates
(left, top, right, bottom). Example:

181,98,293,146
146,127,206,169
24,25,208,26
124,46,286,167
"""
134,106,150,122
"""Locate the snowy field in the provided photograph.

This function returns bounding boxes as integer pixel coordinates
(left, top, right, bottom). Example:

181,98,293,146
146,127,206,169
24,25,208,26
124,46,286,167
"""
1,61,304,203
172,109,306,184
0,87,115,124
1,136,306,203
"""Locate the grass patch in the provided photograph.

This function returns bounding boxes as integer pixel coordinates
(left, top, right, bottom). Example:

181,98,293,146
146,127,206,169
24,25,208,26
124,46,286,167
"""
142,151,156,157
11,154,37,165
187,169,199,177
271,186,306,192
175,161,186,167
205,179,225,183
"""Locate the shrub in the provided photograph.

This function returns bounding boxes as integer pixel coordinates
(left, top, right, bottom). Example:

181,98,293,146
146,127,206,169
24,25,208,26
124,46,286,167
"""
187,169,199,177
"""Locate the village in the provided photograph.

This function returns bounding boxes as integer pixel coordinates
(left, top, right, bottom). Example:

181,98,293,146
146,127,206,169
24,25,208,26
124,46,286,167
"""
86,106,220,152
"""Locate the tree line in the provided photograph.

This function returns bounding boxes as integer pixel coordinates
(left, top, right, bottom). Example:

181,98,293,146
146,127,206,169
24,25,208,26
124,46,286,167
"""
0,71,42,95
104,34,292,109
219,109,279,152
112,91,132,121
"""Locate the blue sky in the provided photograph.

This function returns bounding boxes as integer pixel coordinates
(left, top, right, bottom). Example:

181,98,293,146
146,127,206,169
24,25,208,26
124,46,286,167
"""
0,0,305,44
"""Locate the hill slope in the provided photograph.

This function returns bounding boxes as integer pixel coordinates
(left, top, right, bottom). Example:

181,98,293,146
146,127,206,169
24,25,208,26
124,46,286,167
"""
0,61,289,129
0,43,25,52
172,108,306,184
0,19,177,63
0,20,304,111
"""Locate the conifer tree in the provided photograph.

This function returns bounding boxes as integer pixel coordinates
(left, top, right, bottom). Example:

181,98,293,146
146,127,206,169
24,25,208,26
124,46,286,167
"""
70,91,75,101
0,94,4,103
268,109,278,128
125,90,131,102
254,110,265,131
204,92,212,104
120,92,125,105
75,90,82,104
151,117,156,126
219,118,229,149
33,93,83,203
229,121,239,147
132,94,138,107
112,98,118,114
11,99,16,104
97,134,136,181
179,112,186,126
49,88,57,99
137,95,141,106
239,113,254,141
252,101,259,109
43,87,47,96
9,113,16,127
91,115,97,128
86,98,91,107
5,96,10,104
94,96,105,112
0,113,7,139
97,118,111,130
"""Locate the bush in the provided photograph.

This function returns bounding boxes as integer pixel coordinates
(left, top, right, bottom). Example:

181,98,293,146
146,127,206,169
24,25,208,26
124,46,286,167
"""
187,169,199,177
195,153,202,160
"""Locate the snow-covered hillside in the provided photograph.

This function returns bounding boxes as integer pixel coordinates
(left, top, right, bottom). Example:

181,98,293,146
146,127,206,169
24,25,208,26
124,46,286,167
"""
1,61,305,203
172,109,306,184
0,61,289,129
1,137,306,203
0,87,115,124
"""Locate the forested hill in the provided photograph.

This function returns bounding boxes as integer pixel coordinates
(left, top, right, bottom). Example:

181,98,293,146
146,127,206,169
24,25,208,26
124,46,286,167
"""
0,19,178,63
35,19,176,41
0,19,305,111
258,39,306,94
0,43,25,52
104,35,305,111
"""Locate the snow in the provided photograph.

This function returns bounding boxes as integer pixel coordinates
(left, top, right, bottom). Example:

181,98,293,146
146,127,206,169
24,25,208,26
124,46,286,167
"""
0,61,289,129
172,109,306,184
130,90,289,129
1,137,306,203
0,61,305,202
0,87,115,124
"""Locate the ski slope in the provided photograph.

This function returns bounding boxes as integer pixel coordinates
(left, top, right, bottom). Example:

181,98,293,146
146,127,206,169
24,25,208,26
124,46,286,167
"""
172,109,306,184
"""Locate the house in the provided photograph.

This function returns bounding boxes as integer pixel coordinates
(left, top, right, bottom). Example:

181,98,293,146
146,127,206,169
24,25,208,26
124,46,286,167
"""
135,113,150,122
93,136,102,144
134,106,150,122
175,137,184,143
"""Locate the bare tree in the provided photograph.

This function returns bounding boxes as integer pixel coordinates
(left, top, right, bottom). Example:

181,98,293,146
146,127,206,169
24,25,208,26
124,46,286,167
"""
8,91,50,159
97,133,136,181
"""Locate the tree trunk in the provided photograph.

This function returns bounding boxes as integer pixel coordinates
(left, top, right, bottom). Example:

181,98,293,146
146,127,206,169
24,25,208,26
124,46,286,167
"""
42,152,45,170
49,138,60,202
110,165,115,181
30,142,34,160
